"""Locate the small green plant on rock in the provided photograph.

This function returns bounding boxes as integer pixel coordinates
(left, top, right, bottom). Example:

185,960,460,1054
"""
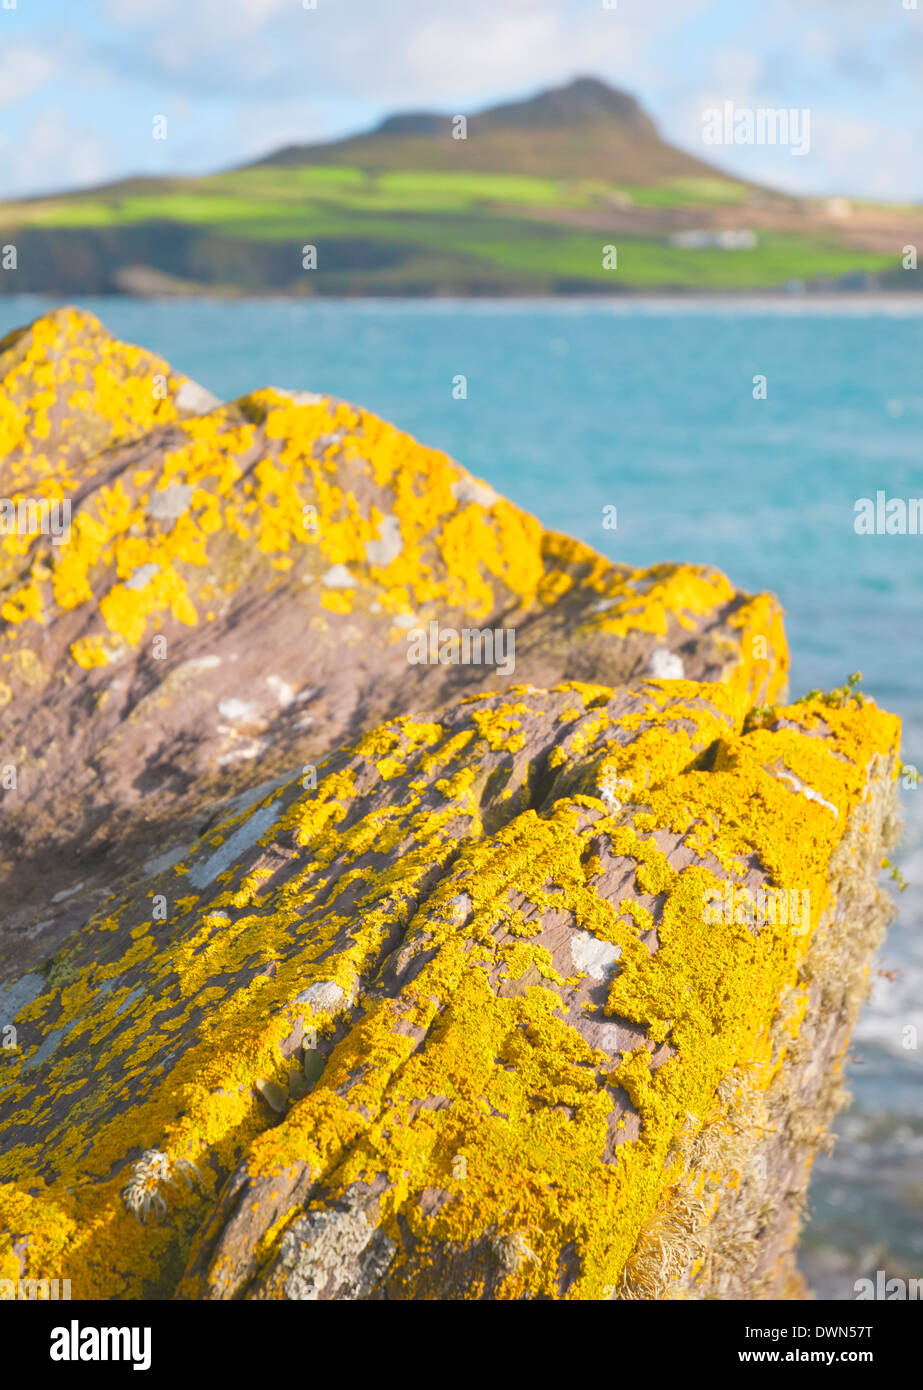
799,671,865,709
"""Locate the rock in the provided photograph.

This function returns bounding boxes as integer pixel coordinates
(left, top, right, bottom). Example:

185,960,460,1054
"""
0,306,896,1303
0,680,900,1299
174,380,222,416
0,307,178,475
0,308,788,979
145,482,196,522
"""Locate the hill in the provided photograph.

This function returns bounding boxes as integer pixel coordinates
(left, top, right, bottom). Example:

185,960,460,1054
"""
0,77,918,296
246,75,730,184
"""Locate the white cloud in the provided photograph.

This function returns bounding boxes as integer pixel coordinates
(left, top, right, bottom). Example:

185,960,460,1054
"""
0,108,114,198
154,0,295,74
104,0,290,31
0,44,58,107
394,14,567,104
92,0,712,103
806,113,922,199
2,0,918,200
662,85,922,198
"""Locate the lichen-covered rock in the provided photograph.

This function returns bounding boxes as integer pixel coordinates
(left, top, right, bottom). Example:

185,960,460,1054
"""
1,307,894,1302
0,308,788,978
0,678,900,1299
0,306,202,482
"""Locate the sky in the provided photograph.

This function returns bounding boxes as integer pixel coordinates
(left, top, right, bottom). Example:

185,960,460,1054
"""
0,0,920,202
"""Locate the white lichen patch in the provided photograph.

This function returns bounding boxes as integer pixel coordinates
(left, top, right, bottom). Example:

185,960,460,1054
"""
175,378,222,414
51,881,85,903
321,565,355,589
143,843,191,877
217,696,262,724
293,980,347,1013
266,675,295,708
179,655,222,675
448,893,473,924
570,931,621,981
364,514,403,568
0,973,45,1030
451,475,497,510
124,563,161,591
188,800,281,888
113,986,144,1017
649,648,685,680
145,482,196,522
593,1023,623,1054
597,772,632,815
215,737,268,766
277,1207,396,1300
23,1023,73,1071
221,769,296,819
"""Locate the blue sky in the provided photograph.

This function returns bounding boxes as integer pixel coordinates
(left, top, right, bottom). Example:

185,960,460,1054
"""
0,0,920,201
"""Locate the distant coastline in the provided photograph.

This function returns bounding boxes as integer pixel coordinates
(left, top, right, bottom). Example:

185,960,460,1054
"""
0,78,918,301
4,291,923,317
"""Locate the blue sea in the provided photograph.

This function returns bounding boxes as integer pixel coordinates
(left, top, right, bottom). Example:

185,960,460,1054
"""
3,295,921,1299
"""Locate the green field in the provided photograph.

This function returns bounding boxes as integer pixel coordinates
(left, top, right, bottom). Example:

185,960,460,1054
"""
7,168,753,227
0,165,908,295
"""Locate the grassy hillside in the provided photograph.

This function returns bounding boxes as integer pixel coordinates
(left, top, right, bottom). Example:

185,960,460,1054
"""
0,79,918,296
